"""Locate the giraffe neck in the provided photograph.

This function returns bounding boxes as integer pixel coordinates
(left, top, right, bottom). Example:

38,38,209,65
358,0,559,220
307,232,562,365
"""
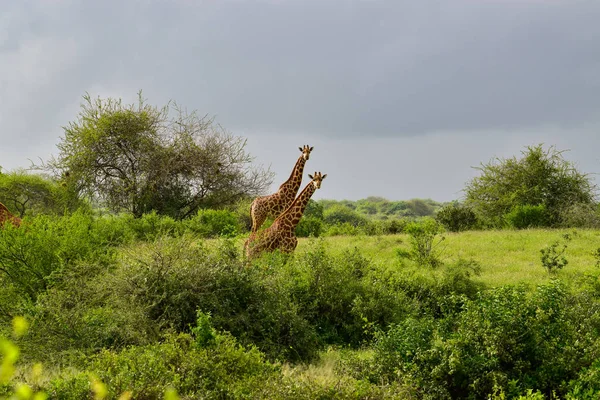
277,181,316,230
278,155,306,194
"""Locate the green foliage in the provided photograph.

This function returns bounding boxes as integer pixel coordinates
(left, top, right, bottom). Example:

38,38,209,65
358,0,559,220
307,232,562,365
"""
323,205,367,227
230,197,254,232
185,209,240,237
48,92,272,218
0,212,130,308
566,358,600,399
0,170,85,217
361,281,600,399
191,311,217,348
295,216,323,237
540,233,572,274
559,202,600,229
404,218,445,268
465,144,597,227
435,201,478,232
48,332,278,400
32,236,317,362
127,211,183,240
505,204,548,229
303,199,324,220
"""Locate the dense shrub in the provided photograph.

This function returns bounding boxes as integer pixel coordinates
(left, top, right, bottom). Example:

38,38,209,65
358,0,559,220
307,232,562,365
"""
48,331,278,400
358,282,600,399
0,212,132,309
435,202,478,232
324,222,360,236
265,242,412,348
230,197,254,232
323,205,367,227
32,236,317,362
185,209,241,237
295,216,323,237
127,211,183,240
504,204,548,229
559,202,600,228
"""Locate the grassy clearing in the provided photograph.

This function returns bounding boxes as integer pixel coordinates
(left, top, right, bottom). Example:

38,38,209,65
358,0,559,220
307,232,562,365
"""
288,229,600,289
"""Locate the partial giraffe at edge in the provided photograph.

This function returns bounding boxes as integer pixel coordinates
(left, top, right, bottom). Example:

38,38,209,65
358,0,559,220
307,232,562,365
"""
250,145,313,232
245,171,326,260
0,202,21,228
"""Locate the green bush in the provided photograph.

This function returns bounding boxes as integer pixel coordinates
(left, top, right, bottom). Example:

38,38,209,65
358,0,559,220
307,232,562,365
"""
270,242,411,348
295,216,323,237
185,209,240,237
33,236,318,362
504,204,548,229
559,202,600,228
540,233,571,274
0,212,131,308
404,218,445,268
435,202,478,232
48,332,278,400
323,222,362,236
127,211,183,240
363,282,600,398
323,205,367,227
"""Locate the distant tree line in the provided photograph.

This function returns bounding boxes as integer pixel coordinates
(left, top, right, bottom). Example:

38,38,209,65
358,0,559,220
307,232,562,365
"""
1,91,598,234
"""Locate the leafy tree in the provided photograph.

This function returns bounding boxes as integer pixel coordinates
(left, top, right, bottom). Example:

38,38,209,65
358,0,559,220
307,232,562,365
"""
0,169,83,217
46,92,272,218
464,144,597,227
405,198,437,217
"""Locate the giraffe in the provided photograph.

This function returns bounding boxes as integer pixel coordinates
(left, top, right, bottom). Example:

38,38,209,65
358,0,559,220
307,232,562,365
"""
250,145,313,232
245,172,326,260
0,202,21,228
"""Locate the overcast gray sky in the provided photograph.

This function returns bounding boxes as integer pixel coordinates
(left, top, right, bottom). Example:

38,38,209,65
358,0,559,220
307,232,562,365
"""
2,0,600,201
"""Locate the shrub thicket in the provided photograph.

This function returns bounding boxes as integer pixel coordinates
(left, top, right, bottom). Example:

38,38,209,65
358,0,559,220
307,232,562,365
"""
342,281,600,399
436,202,478,232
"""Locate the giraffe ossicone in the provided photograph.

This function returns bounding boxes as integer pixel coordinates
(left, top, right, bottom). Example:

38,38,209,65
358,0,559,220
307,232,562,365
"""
245,171,327,260
250,145,313,232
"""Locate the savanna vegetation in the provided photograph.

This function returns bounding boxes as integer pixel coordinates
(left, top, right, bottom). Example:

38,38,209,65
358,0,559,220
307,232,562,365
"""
2,93,600,399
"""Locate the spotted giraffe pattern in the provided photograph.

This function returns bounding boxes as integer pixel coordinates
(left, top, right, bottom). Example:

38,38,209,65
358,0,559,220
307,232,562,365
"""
245,172,326,260
250,145,313,232
0,202,21,228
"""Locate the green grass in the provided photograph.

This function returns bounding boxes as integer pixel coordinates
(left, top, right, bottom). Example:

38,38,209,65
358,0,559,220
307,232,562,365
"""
288,229,600,289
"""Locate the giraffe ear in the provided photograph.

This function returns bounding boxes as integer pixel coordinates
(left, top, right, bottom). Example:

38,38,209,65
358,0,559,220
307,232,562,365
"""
299,147,303,152
322,174,327,180
310,146,314,151
308,174,314,180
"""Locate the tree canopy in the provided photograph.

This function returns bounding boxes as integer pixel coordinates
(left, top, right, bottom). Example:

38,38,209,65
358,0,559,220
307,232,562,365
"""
47,92,272,218
464,144,597,227
0,169,83,217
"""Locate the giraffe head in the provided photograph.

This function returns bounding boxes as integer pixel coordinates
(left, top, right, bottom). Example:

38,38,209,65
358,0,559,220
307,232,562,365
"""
298,145,314,161
307,171,327,189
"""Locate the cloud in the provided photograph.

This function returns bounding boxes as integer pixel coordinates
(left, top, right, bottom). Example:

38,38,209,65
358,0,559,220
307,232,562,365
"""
4,0,600,144
1,0,599,200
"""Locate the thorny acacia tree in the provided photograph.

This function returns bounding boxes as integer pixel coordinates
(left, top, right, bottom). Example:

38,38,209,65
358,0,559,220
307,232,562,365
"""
0,170,83,217
47,92,272,218
464,144,597,226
